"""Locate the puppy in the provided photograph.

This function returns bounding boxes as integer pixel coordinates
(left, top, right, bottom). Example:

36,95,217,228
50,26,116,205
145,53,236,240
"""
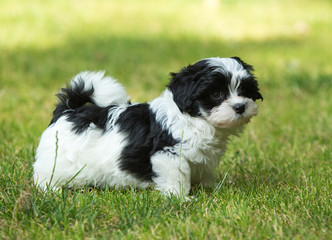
33,57,263,197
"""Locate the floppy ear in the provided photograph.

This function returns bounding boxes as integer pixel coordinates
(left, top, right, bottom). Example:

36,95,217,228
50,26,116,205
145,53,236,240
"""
167,60,212,116
167,67,198,114
256,91,263,101
232,56,263,101
231,56,254,73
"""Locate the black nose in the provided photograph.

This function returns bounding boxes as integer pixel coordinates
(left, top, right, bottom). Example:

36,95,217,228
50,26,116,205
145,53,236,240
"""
233,103,246,114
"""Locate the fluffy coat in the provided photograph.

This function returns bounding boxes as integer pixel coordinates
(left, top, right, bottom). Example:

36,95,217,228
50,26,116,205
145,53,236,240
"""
33,57,263,197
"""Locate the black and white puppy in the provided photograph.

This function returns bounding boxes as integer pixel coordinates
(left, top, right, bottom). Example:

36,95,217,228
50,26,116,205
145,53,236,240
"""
33,57,263,196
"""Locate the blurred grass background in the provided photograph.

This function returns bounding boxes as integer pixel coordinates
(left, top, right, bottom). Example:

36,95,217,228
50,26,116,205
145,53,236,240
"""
0,0,331,239
0,0,331,145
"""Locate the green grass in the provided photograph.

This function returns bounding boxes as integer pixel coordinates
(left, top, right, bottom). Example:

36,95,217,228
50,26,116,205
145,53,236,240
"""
0,0,331,239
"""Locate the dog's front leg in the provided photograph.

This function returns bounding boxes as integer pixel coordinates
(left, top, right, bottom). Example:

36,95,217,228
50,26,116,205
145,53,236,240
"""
151,152,191,198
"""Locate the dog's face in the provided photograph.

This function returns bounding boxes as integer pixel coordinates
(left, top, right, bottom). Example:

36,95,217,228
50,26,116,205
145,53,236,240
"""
168,57,263,128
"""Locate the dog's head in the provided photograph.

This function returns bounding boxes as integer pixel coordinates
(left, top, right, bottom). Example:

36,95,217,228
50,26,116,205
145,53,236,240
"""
168,57,263,128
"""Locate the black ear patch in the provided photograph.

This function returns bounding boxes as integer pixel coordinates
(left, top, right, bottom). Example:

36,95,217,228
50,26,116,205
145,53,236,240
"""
256,92,264,101
232,57,263,101
167,60,210,116
231,56,254,73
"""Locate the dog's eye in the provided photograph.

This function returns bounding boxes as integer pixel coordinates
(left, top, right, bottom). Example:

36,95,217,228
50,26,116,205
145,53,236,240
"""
211,91,222,99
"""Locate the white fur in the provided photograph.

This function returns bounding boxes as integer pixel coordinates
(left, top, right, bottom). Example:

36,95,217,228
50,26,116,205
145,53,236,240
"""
207,96,258,128
34,117,151,190
149,90,235,195
151,151,191,196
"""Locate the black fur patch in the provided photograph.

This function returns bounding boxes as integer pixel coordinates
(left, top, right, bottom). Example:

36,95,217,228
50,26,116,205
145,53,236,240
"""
238,77,264,101
231,56,255,73
66,105,112,133
232,57,263,101
50,78,112,133
50,78,93,125
116,104,179,182
168,59,213,116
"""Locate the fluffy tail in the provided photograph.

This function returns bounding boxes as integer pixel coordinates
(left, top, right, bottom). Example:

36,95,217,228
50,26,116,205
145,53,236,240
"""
58,71,128,107
71,71,129,107
51,71,129,123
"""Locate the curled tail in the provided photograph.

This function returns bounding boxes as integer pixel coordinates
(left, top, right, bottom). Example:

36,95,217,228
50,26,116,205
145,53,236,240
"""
51,71,129,124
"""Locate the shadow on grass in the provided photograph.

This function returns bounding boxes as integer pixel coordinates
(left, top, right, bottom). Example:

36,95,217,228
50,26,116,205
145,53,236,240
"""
3,33,326,92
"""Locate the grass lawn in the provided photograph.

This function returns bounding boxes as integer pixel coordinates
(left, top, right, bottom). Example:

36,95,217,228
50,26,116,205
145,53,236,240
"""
0,0,331,239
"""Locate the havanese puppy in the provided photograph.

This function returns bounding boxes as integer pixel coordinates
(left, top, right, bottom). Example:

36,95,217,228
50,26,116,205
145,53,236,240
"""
33,57,263,197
